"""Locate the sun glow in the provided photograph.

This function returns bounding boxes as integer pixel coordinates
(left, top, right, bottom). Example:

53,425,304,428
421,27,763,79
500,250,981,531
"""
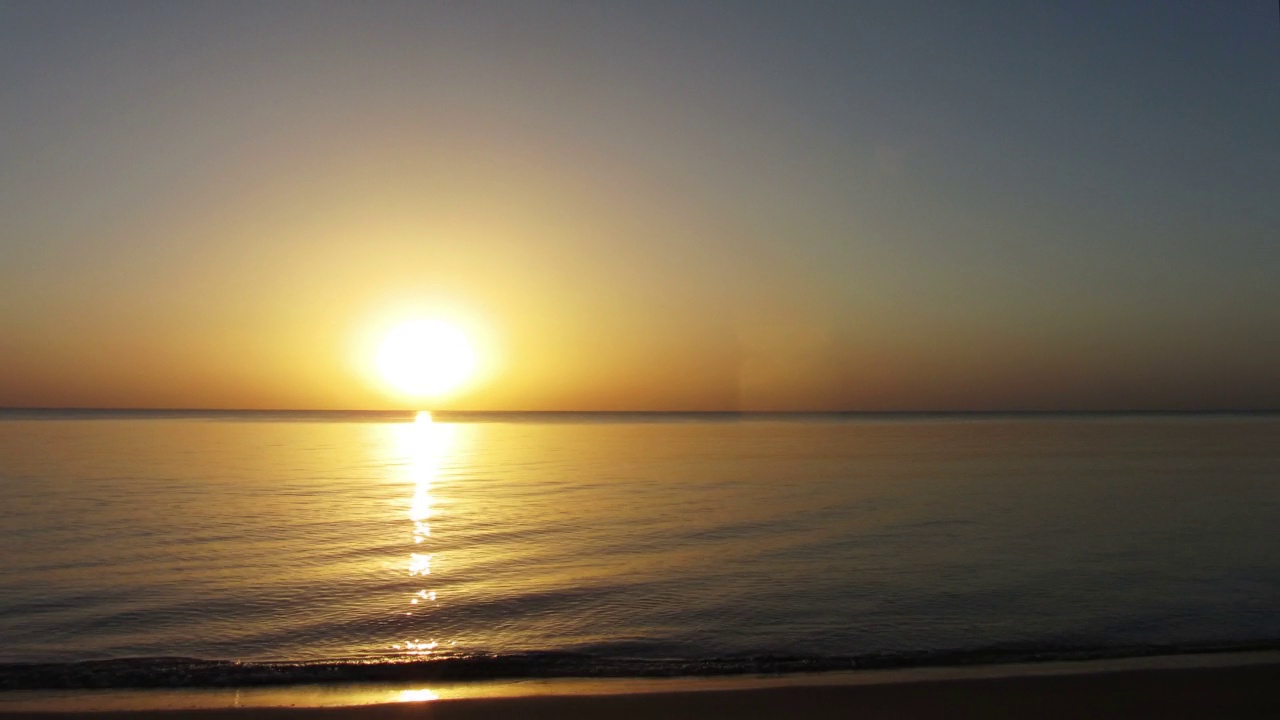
376,320,477,400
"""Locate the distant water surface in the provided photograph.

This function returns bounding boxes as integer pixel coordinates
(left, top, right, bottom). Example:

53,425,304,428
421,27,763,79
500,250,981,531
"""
0,411,1277,686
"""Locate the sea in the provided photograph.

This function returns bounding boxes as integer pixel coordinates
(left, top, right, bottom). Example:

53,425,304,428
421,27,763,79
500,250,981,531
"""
0,410,1277,692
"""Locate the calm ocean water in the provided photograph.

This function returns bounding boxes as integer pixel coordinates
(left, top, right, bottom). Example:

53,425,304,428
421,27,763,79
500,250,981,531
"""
0,411,1277,688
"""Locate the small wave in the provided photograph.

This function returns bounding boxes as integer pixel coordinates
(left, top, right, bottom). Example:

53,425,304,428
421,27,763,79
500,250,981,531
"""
3,640,1280,691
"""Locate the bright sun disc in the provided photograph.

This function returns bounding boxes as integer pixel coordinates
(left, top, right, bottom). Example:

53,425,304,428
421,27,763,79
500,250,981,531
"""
376,320,476,399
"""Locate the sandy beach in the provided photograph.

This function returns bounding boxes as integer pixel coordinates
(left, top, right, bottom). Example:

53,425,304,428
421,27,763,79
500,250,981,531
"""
3,661,1278,719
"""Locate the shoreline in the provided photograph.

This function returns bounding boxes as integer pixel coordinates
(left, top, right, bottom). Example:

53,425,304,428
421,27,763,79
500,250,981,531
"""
8,639,1280,692
2,650,1278,717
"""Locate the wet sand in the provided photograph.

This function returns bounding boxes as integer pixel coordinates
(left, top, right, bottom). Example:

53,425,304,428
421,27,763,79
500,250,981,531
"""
3,662,1278,719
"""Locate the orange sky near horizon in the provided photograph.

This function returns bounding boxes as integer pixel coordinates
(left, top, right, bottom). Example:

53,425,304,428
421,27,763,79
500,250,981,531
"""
1,3,1276,412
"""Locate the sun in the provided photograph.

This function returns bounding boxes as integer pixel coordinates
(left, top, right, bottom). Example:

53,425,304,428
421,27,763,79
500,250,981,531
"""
376,319,477,400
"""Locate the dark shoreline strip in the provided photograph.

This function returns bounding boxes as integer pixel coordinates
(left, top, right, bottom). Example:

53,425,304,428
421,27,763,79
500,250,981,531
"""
4,640,1280,691
3,663,1280,719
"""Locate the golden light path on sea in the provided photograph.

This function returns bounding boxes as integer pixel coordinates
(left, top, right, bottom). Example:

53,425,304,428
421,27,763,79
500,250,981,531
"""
388,410,458,656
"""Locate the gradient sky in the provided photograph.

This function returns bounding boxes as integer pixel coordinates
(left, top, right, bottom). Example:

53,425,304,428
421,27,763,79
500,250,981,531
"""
2,1,1277,411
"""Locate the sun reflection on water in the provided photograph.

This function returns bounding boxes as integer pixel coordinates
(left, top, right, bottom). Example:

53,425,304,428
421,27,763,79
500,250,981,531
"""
395,688,440,703
387,411,458,656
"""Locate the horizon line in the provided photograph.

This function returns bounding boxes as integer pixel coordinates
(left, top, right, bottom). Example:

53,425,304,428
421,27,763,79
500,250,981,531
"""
2,407,1277,416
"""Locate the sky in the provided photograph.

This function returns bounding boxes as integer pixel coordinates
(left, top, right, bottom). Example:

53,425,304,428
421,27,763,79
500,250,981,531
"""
1,0,1277,411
